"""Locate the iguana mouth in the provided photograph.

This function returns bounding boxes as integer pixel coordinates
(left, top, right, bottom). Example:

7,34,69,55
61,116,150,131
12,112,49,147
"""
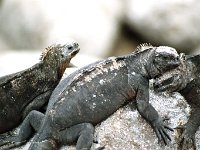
71,48,80,57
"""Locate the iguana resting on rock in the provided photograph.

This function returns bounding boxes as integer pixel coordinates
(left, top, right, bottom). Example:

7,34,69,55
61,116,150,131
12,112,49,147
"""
0,44,180,150
0,40,80,134
154,53,200,150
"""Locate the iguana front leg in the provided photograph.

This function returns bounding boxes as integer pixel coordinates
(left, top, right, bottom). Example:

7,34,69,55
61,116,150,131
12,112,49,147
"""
22,90,52,119
0,110,44,150
136,83,173,145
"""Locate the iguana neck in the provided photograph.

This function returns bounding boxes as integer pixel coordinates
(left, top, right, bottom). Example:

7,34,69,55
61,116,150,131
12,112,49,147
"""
39,60,60,80
184,59,196,86
126,50,155,79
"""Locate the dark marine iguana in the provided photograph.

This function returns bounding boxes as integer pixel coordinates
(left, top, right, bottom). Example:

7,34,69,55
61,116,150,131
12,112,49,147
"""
153,53,200,150
0,40,79,134
0,44,181,150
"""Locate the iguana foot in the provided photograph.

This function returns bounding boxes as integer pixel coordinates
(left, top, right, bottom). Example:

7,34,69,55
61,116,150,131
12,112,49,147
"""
92,140,105,150
176,125,196,150
95,145,105,150
0,135,26,150
151,117,173,145
0,132,14,140
29,139,57,150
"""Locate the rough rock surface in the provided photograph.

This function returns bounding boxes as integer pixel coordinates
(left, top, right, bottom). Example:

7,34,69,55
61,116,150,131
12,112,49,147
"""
124,0,200,53
92,91,191,150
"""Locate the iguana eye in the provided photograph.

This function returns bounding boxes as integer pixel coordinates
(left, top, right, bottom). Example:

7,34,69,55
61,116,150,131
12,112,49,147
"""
162,56,168,59
67,45,73,50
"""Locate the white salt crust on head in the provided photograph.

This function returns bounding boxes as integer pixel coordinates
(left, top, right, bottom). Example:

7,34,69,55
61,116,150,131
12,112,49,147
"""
156,46,179,57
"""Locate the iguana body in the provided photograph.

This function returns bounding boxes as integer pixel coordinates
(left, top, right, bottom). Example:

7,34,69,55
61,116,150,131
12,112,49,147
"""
154,53,200,150
0,40,79,134
0,44,180,150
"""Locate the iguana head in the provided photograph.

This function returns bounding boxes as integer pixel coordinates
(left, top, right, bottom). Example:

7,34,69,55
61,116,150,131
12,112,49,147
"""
40,39,80,78
153,53,189,92
151,46,180,78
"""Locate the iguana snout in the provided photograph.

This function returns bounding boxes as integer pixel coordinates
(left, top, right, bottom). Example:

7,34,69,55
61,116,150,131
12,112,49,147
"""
55,40,80,62
61,41,80,59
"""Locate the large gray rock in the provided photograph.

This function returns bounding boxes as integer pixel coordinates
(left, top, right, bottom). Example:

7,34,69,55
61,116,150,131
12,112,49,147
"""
124,0,200,53
92,90,191,150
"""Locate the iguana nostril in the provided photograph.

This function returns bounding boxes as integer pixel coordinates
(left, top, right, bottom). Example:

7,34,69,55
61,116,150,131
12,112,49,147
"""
73,42,79,48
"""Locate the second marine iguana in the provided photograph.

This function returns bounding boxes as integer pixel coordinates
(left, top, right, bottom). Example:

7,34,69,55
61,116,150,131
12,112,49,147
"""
0,40,80,134
0,44,181,150
154,53,200,150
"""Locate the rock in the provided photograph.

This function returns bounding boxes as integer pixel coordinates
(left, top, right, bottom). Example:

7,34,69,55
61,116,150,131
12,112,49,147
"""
92,90,191,150
44,0,124,57
124,0,200,53
0,0,49,50
0,51,40,77
0,0,124,57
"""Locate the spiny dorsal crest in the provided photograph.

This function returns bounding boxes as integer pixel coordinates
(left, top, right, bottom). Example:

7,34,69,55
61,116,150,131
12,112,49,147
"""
134,43,153,53
40,46,54,61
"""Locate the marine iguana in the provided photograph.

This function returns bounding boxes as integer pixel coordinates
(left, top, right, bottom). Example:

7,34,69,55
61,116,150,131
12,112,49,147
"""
153,53,200,150
0,44,181,150
0,40,80,134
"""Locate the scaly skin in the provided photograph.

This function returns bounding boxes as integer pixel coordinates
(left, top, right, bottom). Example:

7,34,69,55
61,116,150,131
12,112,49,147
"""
0,40,79,134
0,44,180,150
154,53,200,150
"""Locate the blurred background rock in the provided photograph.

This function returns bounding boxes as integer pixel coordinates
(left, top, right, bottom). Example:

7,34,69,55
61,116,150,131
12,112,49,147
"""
1,0,200,75
1,0,200,55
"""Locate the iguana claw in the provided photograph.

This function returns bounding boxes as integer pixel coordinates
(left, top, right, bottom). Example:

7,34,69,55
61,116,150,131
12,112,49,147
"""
152,117,173,145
